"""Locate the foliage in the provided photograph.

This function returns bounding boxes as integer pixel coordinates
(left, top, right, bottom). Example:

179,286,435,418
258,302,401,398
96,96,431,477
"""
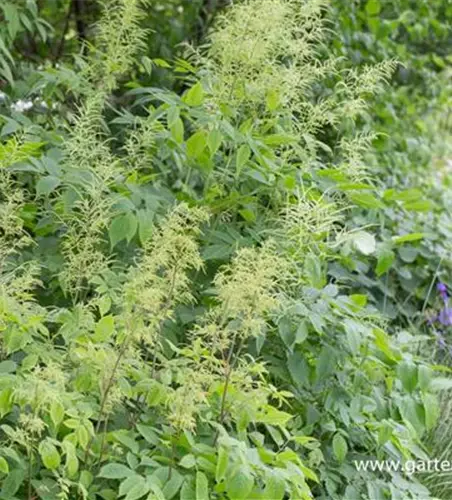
0,0,451,499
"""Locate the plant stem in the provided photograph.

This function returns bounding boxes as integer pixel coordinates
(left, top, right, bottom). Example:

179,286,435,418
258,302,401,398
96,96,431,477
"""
214,333,244,445
84,339,129,465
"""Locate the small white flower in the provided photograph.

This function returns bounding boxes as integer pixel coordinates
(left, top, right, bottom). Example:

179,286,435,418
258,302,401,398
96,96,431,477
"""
11,99,33,112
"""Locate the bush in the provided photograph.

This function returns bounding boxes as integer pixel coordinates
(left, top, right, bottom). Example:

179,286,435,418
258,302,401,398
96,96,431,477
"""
0,0,451,499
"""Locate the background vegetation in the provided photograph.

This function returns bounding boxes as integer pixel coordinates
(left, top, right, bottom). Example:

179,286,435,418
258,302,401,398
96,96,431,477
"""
0,0,451,499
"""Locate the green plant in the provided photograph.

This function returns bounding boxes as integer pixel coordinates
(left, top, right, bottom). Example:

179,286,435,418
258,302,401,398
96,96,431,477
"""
0,0,451,499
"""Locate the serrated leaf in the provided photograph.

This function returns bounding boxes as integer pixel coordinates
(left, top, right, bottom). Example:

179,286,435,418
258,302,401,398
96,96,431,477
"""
109,212,138,248
137,209,154,244
36,175,60,197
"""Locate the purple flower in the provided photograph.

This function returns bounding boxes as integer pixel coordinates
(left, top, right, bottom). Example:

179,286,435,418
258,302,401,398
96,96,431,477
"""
439,307,452,326
437,282,449,301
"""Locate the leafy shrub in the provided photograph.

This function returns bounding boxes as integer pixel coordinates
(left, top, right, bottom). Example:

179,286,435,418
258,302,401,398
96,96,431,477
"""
0,0,450,499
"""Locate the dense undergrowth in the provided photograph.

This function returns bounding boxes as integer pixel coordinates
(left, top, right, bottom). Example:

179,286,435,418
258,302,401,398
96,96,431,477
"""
0,0,451,499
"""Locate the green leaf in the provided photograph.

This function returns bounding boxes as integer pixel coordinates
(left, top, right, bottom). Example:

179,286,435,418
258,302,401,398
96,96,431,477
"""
93,315,115,342
295,321,308,344
332,434,348,463
351,231,376,255
0,388,13,417
215,446,229,483
0,360,16,373
136,424,159,445
50,400,65,427
39,440,61,470
366,0,381,15
397,361,418,393
196,471,209,500
0,468,24,498
179,454,196,469
263,134,297,146
137,209,154,244
36,175,60,197
125,476,150,500
418,365,433,392
236,144,251,176
109,212,138,248
98,295,112,316
423,393,439,431
403,200,432,212
349,192,383,209
153,58,171,68
225,470,254,500
266,89,280,111
238,207,256,223
98,463,134,479
263,474,285,500
180,478,196,500
315,346,335,382
186,130,207,159
207,129,222,156
304,253,326,289
430,378,452,392
376,248,395,276
184,82,204,106
62,441,79,477
119,475,143,496
171,118,184,143
392,233,424,244
163,470,184,499
0,457,9,474
76,424,89,449
256,407,293,426
288,352,309,388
